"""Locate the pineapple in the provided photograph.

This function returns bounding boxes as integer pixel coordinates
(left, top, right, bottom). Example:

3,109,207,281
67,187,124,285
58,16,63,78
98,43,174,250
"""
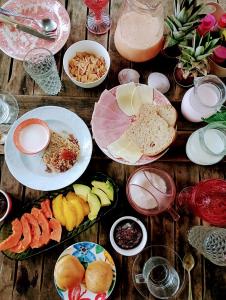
176,31,220,79
165,0,204,49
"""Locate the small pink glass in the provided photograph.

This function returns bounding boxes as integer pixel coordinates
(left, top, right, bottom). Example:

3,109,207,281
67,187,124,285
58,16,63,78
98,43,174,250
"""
84,0,111,35
178,179,226,226
126,167,180,221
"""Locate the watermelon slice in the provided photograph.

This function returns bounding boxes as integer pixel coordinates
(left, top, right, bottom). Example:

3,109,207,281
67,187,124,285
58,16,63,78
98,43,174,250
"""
31,208,50,246
9,215,32,253
0,219,22,251
41,199,53,219
49,218,62,242
24,213,41,249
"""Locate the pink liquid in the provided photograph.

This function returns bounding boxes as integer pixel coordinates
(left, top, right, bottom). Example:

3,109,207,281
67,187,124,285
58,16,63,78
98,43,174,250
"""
84,0,108,11
114,11,163,62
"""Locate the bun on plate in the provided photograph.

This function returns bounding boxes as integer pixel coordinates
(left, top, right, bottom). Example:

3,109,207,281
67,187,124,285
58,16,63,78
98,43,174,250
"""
85,260,113,293
54,255,85,290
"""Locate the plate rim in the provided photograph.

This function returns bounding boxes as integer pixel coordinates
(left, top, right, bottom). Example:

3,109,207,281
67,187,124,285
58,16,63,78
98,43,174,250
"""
0,0,71,60
5,106,93,191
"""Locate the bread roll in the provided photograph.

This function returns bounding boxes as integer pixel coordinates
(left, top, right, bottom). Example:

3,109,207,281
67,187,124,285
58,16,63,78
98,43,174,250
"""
54,255,85,290
85,260,113,293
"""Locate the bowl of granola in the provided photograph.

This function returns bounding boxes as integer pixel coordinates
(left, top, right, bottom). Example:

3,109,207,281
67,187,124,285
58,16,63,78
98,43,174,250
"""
63,40,110,88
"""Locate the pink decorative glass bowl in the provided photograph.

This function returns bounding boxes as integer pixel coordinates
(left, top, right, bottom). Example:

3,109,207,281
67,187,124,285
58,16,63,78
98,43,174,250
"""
126,167,180,221
178,179,226,226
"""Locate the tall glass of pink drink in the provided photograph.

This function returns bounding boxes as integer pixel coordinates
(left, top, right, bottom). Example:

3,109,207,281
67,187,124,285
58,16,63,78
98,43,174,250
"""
84,0,111,35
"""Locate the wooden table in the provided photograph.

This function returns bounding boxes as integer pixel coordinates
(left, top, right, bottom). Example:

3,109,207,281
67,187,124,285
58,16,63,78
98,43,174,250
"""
0,0,226,299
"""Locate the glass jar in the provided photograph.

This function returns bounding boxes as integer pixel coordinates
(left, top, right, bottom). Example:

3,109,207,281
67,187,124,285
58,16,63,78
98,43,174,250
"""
114,0,164,62
186,122,226,165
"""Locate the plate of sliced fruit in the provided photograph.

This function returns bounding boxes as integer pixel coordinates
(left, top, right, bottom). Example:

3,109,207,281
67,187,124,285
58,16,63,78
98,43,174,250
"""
0,173,118,260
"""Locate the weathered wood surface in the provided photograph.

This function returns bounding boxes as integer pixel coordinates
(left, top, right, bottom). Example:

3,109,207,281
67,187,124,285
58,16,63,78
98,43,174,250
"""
0,0,226,300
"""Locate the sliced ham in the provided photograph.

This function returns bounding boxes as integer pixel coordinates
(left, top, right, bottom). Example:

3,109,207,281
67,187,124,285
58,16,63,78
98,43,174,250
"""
0,219,22,251
93,127,126,148
10,215,32,253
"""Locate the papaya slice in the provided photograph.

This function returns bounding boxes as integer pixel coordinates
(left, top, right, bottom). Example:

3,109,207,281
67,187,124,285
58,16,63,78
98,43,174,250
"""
41,199,53,219
31,208,50,246
49,218,62,242
24,213,41,249
0,219,22,251
10,215,32,253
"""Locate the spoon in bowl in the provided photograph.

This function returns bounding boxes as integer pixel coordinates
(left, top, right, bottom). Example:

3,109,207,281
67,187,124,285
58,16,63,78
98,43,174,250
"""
0,7,57,33
183,253,195,300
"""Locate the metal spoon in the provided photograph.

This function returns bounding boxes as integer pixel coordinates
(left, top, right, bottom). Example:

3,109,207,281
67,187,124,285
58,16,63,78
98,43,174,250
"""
183,253,195,300
0,7,57,32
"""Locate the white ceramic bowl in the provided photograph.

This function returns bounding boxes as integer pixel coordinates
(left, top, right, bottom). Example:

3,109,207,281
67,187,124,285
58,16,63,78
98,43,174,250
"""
110,216,147,256
0,189,12,222
63,40,110,88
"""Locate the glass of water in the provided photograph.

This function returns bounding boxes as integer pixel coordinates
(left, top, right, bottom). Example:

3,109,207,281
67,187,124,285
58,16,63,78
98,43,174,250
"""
23,48,62,95
133,245,185,299
0,91,19,136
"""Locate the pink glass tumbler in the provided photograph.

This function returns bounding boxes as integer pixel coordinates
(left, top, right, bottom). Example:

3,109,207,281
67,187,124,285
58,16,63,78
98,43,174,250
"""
126,167,180,221
84,0,111,35
178,179,226,226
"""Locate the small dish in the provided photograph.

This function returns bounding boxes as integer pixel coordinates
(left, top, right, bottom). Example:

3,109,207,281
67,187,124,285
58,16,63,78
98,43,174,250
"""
54,241,116,300
110,216,147,256
13,118,50,155
63,40,110,88
0,189,12,222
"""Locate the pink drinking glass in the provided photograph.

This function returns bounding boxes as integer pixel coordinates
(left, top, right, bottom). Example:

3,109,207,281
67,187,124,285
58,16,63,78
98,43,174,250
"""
126,167,180,221
84,0,111,35
178,179,226,226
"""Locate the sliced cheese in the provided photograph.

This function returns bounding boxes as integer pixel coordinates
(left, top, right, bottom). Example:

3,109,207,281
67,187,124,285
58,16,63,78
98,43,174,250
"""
132,85,154,108
107,133,142,164
116,82,136,116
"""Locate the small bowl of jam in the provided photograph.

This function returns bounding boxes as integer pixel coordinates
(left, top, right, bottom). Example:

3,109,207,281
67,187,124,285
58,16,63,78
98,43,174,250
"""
0,189,12,222
110,216,147,256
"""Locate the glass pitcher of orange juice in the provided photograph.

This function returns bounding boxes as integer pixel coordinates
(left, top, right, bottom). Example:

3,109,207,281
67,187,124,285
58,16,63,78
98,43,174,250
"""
114,0,164,62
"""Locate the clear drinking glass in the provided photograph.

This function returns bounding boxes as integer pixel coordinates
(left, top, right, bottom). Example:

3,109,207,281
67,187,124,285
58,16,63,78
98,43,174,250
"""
133,245,185,299
185,121,226,165
84,0,111,35
188,226,226,266
0,90,19,136
23,48,61,95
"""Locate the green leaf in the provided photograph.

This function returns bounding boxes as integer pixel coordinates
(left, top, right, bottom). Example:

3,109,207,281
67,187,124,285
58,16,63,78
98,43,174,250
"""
177,7,188,23
195,46,204,56
203,112,226,123
96,244,104,254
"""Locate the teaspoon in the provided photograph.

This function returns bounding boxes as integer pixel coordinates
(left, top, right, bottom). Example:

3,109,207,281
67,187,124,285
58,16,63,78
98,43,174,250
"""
183,253,195,300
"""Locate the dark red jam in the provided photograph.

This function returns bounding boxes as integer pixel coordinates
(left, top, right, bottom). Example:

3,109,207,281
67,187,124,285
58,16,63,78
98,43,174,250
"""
114,220,143,250
0,193,7,219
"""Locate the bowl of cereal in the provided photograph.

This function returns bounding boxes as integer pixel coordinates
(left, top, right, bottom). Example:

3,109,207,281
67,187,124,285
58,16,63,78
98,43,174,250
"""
63,40,110,88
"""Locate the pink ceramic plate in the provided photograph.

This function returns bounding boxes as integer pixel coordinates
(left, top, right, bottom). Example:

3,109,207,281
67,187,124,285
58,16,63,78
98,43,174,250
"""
92,85,174,166
0,0,70,60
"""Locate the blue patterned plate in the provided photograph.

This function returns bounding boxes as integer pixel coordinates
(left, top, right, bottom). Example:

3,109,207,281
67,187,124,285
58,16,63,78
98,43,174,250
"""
54,242,116,300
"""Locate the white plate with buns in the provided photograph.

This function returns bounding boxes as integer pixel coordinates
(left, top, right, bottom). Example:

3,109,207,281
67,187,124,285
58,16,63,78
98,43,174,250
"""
54,241,116,299
91,84,177,165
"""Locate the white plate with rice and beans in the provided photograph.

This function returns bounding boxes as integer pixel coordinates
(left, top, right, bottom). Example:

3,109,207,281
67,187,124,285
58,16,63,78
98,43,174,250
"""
5,106,92,191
